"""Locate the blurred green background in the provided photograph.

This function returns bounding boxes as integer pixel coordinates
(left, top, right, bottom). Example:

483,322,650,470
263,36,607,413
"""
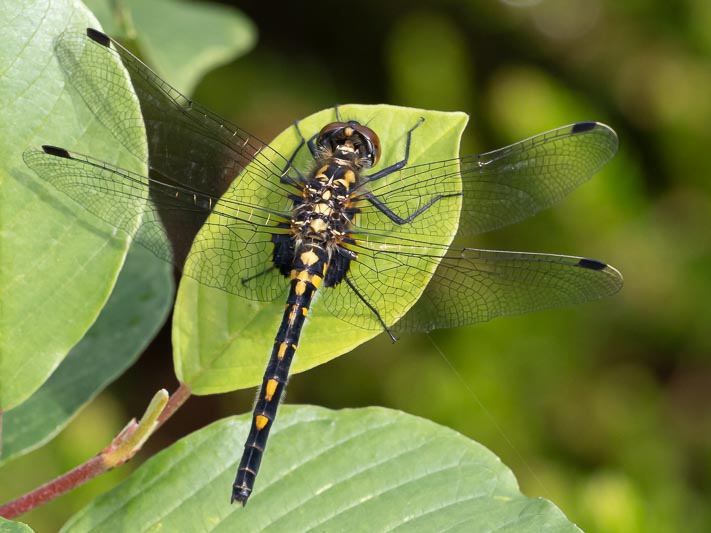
6,0,711,531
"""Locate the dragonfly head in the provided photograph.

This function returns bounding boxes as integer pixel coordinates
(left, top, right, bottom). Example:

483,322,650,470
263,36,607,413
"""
317,121,381,168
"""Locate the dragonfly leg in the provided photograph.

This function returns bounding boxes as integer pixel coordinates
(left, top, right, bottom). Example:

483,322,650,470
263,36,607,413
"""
358,116,460,224
293,119,320,159
278,131,306,185
241,265,279,286
363,117,424,181
344,276,397,341
361,190,461,225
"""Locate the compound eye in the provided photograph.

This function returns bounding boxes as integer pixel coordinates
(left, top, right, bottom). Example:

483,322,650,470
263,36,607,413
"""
353,124,381,166
318,122,347,139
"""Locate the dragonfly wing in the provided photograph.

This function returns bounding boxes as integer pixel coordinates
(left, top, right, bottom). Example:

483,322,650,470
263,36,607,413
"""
23,146,291,300
394,247,623,333
55,29,296,209
359,122,618,237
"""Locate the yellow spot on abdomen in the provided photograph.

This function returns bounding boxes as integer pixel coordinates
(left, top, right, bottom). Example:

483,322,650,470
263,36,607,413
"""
295,280,306,295
265,379,278,401
294,270,323,290
302,307,308,316
277,342,288,359
255,415,269,430
288,304,299,325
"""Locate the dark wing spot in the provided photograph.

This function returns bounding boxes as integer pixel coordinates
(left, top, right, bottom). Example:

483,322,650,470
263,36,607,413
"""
42,145,72,159
86,28,111,47
571,121,597,134
576,258,607,271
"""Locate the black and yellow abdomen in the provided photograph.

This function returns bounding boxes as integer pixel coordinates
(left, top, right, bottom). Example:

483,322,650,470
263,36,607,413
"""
232,243,328,504
232,160,356,505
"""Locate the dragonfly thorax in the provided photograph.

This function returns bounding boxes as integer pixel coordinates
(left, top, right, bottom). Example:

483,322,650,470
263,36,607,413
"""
292,162,356,248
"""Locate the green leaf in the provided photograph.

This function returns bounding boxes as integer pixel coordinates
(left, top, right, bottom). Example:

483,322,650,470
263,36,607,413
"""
0,0,147,409
0,517,34,533
0,246,172,464
86,0,257,94
173,104,468,394
61,406,580,532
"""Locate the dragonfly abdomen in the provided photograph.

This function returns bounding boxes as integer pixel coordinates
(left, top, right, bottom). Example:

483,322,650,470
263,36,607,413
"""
232,242,328,505
233,141,367,504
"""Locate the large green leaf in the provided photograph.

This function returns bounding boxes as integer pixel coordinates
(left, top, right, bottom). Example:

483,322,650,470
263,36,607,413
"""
0,0,147,410
86,0,256,94
0,245,172,465
61,406,580,532
173,104,468,394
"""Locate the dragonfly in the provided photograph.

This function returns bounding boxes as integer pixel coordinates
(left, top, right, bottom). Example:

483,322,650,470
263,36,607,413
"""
24,28,623,506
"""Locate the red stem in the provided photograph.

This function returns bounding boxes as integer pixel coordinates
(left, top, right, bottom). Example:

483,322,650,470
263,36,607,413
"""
0,455,106,519
0,383,191,519
157,382,191,428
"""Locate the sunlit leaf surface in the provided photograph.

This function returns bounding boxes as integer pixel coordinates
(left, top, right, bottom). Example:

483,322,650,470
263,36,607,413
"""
62,407,580,533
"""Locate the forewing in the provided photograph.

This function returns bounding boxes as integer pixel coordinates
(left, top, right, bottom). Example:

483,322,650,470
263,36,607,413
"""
55,29,295,214
358,122,618,237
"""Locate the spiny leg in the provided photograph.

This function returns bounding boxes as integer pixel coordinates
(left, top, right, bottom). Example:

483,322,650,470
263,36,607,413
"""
241,265,278,286
293,118,320,159
359,117,460,225
278,132,306,185
361,190,461,225
344,276,397,342
361,117,424,182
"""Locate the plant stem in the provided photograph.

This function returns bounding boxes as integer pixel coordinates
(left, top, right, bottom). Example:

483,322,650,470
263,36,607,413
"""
157,382,191,428
0,454,107,519
0,384,191,519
